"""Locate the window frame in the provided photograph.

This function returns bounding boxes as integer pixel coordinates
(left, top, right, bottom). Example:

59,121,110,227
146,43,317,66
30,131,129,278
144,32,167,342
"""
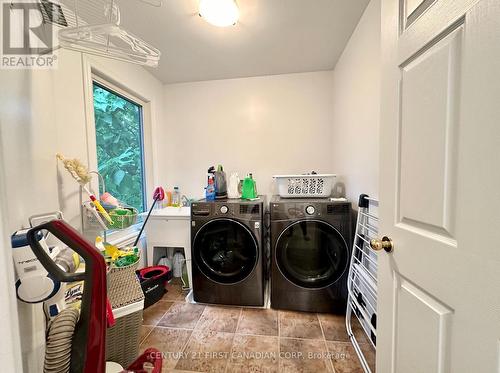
91,78,148,213
82,58,155,240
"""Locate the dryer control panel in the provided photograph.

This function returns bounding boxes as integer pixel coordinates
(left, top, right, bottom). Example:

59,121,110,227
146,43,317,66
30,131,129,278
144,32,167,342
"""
271,204,322,218
270,197,351,221
191,200,264,219
295,203,322,218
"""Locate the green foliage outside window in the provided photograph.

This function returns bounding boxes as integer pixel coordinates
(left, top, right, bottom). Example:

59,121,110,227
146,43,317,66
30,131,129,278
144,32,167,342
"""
93,82,146,212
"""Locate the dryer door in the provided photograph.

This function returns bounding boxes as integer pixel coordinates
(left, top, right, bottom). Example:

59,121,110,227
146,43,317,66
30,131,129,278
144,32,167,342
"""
275,220,348,289
193,219,258,284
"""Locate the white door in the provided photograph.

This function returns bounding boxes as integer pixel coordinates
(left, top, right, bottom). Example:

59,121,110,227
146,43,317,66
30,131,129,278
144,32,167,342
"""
377,0,500,372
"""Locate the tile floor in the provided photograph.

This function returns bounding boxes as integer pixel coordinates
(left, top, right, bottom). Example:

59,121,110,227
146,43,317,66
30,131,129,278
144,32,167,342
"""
140,280,375,372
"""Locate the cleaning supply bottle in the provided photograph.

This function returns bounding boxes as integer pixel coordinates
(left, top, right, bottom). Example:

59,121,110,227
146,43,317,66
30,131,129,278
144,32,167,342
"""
172,250,185,278
214,165,228,199
206,176,216,201
241,173,258,200
228,172,241,199
172,187,181,207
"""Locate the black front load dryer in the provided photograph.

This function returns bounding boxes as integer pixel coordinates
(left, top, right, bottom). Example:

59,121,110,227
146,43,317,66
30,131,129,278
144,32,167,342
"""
270,196,352,313
191,199,265,306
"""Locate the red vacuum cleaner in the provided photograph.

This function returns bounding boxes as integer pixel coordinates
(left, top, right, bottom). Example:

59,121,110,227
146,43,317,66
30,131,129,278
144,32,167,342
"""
27,220,107,373
26,219,162,373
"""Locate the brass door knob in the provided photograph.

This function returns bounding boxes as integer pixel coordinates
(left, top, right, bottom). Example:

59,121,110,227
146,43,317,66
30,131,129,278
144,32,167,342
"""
370,236,394,253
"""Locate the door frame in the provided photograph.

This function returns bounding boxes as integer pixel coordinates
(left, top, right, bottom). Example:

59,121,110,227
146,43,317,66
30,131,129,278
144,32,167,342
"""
0,132,23,372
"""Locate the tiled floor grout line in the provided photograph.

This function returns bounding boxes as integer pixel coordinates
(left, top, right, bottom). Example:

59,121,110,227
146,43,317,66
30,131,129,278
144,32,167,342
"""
176,330,195,370
222,333,236,373
231,331,278,338
276,335,325,342
234,307,244,334
154,301,175,327
173,304,206,371
149,325,196,332
223,307,243,373
140,301,175,345
140,326,154,345
318,313,337,373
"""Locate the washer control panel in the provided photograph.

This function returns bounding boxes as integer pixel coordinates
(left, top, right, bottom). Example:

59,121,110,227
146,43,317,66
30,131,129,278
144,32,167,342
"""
305,205,316,215
220,205,229,214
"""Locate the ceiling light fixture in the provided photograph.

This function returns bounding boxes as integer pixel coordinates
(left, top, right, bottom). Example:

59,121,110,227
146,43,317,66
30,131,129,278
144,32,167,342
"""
199,0,239,27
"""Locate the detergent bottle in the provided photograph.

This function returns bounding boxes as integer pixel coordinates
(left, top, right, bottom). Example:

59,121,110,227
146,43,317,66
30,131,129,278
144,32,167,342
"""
206,175,216,201
228,172,241,199
241,173,257,200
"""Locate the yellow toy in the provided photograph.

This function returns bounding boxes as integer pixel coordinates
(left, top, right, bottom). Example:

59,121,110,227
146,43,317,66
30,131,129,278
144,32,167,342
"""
95,237,135,262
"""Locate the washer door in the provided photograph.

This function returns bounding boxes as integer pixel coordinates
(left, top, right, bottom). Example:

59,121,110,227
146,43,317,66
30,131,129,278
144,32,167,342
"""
275,220,348,289
193,219,258,284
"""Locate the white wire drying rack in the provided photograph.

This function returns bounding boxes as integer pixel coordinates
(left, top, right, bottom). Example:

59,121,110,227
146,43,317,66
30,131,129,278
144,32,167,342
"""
346,194,378,373
56,0,161,66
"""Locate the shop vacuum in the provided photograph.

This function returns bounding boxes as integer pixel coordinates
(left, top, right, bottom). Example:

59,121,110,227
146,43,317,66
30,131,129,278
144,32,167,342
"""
14,219,162,373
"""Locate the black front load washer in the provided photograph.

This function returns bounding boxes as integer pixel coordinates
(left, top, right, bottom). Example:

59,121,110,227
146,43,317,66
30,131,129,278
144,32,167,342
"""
270,196,352,313
191,199,265,306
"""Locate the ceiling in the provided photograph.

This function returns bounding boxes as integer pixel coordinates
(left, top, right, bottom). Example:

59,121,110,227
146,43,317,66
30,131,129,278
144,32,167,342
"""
117,0,370,84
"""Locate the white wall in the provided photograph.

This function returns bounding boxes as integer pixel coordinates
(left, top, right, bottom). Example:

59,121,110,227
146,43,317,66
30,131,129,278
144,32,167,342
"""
0,49,164,372
1,50,164,232
160,71,335,200
331,0,381,205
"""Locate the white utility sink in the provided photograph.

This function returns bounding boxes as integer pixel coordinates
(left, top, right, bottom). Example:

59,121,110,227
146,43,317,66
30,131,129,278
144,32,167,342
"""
143,205,192,291
147,206,191,218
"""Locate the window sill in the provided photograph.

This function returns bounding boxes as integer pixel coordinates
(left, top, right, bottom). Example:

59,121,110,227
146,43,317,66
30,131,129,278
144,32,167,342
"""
105,223,142,246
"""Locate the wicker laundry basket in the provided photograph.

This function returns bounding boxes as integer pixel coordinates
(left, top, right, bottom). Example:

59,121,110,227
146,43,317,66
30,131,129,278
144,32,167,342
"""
106,259,145,368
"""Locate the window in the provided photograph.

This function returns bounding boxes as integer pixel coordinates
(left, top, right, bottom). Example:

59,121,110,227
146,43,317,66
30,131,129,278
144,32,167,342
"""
92,81,146,212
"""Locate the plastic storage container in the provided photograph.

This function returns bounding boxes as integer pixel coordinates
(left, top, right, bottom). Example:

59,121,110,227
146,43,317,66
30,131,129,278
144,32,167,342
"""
273,174,336,198
106,301,143,368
